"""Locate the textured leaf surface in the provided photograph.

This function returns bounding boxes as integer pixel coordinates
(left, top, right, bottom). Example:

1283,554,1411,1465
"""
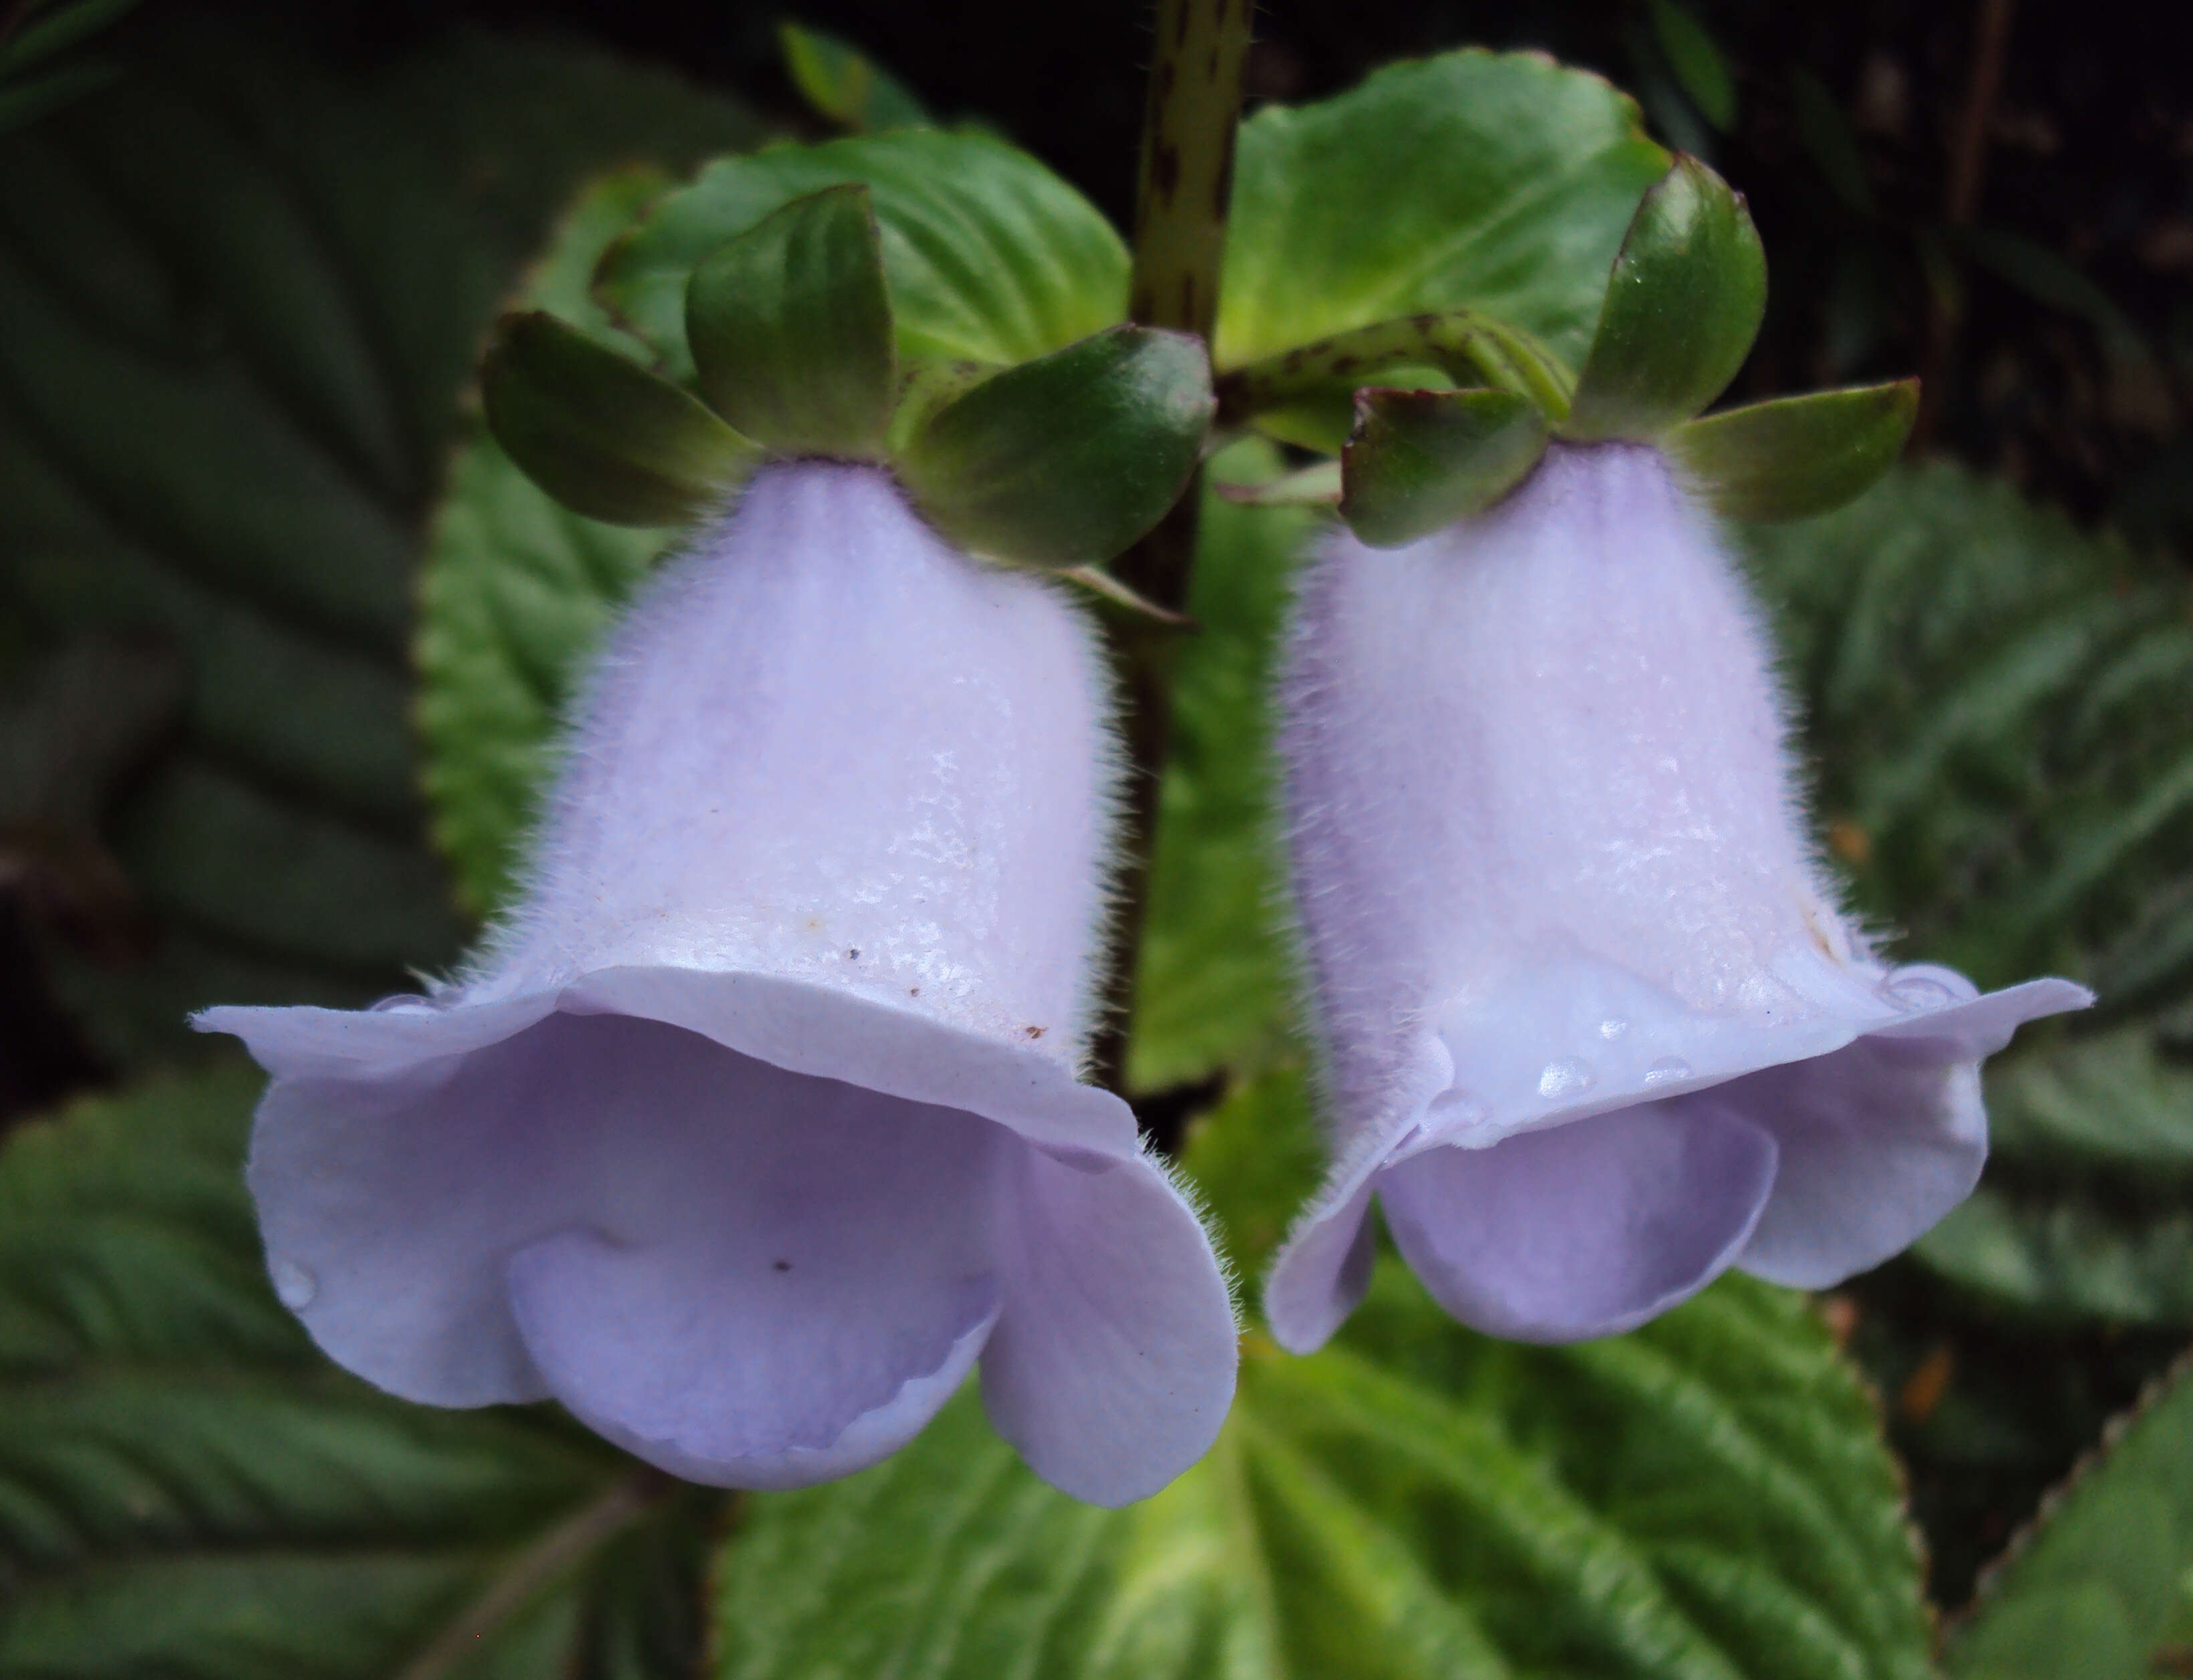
1742,464,2193,1319
597,129,1129,376
1215,50,1667,371
1743,461,2193,1000
0,1060,722,1679
712,1256,1933,1680
1914,1028,2193,1325
0,21,761,1058
1944,1355,2193,1679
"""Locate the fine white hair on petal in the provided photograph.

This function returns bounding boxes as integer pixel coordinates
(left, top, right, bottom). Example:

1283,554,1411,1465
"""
198,460,1235,1502
1266,442,2090,1352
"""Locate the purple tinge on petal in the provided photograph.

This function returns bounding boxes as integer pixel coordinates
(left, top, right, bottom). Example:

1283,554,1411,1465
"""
1378,1099,1779,1343
980,1143,1238,1507
246,1008,1010,1486
1737,976,2095,1288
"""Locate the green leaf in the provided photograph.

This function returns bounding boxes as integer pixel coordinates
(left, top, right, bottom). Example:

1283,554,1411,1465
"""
1912,1028,2193,1326
1565,155,1767,441
777,22,929,132
1216,50,1668,373
0,20,762,1060
1126,442,1311,1091
1647,0,1737,132
599,130,1128,376
1670,380,1916,523
484,311,758,525
895,326,1212,567
1741,464,2193,1331
685,184,895,457
1741,462,2193,1000
1216,308,1576,454
1944,1355,2193,1680
708,1262,1932,1680
0,1059,724,1679
420,172,686,918
1340,387,1549,547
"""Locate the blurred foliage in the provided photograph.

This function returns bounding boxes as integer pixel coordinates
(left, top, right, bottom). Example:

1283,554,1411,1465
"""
1744,463,2193,1605
0,1059,722,1679
0,19,761,1064
1943,1354,2193,1679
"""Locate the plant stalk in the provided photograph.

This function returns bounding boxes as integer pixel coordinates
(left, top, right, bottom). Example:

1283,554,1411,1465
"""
1089,0,1251,1101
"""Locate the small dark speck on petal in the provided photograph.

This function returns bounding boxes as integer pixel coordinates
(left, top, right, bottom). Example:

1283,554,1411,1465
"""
1024,1025,1046,1039
847,948,860,958
909,986,920,996
772,1260,791,1272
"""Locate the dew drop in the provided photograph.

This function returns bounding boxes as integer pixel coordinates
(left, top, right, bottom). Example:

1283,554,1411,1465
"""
1427,1090,1486,1127
369,992,430,1013
1538,1057,1596,1099
269,1255,317,1310
1642,1055,1693,1087
1888,974,1956,1011
1597,1018,1630,1040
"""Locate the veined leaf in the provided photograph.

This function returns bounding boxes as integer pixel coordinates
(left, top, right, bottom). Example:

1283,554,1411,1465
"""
710,1258,1933,1680
1742,461,2193,1004
0,1060,724,1679
1945,1355,2193,1679
597,129,1128,376
1216,50,1668,372
0,20,762,1059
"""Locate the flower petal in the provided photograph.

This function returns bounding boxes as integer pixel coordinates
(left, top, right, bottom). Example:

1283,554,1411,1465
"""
1377,1098,1779,1342
502,1022,1002,1488
980,1145,1238,1506
247,1008,1006,1465
1737,975,2095,1288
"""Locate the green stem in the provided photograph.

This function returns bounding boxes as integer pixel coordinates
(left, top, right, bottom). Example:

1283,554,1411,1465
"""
1088,0,1251,1101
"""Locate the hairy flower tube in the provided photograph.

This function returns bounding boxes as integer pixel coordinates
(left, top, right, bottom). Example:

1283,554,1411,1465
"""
200,461,1237,1505
1267,442,2090,1352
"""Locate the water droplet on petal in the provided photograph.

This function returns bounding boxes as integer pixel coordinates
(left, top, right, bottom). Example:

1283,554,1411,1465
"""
1538,1057,1596,1100
1427,1090,1486,1128
369,992,431,1012
1598,1018,1630,1040
1642,1055,1693,1087
269,1255,317,1310
1888,974,1956,1011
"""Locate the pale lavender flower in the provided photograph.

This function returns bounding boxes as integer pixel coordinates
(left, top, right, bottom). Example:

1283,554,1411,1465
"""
200,462,1236,1505
1267,442,2089,1352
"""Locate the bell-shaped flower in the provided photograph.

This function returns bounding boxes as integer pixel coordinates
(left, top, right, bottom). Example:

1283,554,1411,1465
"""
1267,441,2089,1352
199,460,1237,1505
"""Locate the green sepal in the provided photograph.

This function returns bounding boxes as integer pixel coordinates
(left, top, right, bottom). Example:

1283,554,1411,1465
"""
1340,387,1550,548
885,357,1002,455
1562,154,1766,442
1670,379,1916,522
1218,309,1575,446
481,310,760,527
895,325,1214,567
686,183,897,457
